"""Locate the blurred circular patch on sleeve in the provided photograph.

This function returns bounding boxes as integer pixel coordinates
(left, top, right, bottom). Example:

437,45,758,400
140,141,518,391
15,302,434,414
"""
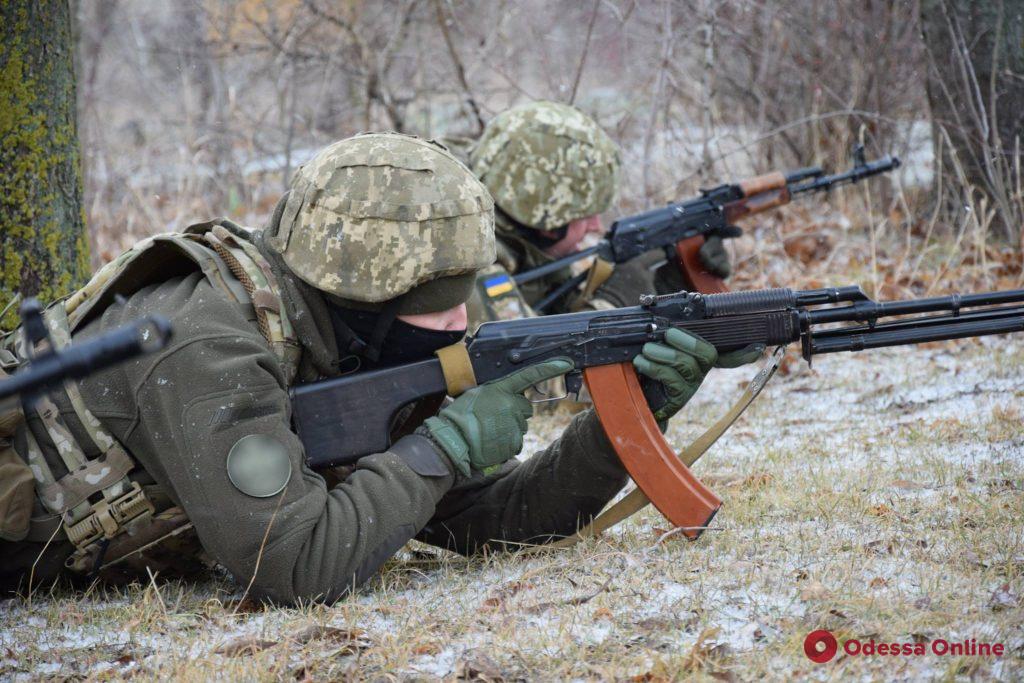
226,434,292,498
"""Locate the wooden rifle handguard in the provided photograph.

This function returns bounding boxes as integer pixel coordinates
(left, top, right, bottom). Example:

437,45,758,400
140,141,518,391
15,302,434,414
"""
584,363,721,538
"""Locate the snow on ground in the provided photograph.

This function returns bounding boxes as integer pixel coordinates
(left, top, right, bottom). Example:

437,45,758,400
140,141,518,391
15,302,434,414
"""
1,336,1021,680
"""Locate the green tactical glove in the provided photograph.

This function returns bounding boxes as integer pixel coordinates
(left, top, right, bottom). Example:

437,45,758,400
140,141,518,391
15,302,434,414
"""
698,234,733,279
423,358,574,477
633,328,763,422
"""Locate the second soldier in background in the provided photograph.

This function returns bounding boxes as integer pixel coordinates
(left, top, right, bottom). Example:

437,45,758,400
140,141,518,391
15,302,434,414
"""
447,100,732,328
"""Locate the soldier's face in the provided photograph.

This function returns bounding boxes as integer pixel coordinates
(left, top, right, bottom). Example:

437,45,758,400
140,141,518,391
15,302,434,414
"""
396,303,468,332
544,215,604,258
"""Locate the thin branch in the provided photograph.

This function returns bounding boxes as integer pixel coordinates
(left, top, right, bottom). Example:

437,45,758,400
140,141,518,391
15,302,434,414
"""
568,0,600,105
432,0,485,132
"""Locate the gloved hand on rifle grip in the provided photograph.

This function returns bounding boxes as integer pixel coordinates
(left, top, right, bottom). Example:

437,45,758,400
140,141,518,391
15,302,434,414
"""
633,329,763,423
698,232,736,279
421,358,574,477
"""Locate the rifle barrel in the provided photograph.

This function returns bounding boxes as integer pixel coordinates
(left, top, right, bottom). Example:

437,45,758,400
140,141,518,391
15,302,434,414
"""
533,271,588,313
512,243,605,285
808,314,1024,355
0,315,172,401
813,304,1024,337
785,166,825,183
790,156,901,196
806,288,1024,324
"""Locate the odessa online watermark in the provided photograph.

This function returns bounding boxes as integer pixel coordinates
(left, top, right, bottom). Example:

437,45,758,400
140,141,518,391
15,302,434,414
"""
804,630,1005,663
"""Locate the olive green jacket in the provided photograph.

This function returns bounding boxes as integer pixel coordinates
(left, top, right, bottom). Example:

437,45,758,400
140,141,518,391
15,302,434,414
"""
13,245,627,604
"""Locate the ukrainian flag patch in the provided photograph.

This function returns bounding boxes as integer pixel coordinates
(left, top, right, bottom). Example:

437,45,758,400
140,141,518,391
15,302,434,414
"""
484,274,514,297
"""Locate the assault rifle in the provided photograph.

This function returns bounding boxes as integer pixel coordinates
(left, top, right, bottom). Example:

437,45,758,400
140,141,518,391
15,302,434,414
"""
292,284,1024,537
517,147,901,311
0,298,172,402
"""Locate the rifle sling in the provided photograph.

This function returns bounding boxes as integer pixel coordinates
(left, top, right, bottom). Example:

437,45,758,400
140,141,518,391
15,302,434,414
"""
543,346,785,550
435,342,477,397
572,257,616,311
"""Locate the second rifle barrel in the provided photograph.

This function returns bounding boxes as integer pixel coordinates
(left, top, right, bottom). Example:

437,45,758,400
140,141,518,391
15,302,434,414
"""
808,314,1024,355
807,289,1024,324
812,304,1024,338
513,243,604,285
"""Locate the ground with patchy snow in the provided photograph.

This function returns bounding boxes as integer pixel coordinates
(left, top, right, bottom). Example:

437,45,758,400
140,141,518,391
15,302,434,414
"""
2,337,1022,681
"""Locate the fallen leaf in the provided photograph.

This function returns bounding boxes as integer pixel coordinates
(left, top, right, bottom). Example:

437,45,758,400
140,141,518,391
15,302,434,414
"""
594,607,613,620
989,584,1019,611
635,616,685,631
414,642,442,656
284,625,371,654
783,233,833,265
862,539,893,555
891,479,925,490
481,581,532,611
215,637,277,657
986,478,1022,492
680,627,729,671
741,473,774,490
221,597,263,614
869,504,893,517
458,649,505,681
800,580,830,601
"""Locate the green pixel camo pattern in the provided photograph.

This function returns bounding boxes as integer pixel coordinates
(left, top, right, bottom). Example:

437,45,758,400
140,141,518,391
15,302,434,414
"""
278,133,496,302
470,101,620,231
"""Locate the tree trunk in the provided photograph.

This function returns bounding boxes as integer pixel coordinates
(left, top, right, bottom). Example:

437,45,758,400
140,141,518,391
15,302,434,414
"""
920,0,1024,240
0,0,90,327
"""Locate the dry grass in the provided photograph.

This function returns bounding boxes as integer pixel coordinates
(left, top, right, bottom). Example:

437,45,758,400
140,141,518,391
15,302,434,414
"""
11,120,1024,681
3,337,1021,681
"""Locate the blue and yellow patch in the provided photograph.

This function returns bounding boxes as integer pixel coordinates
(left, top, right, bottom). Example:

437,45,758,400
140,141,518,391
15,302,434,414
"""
484,274,515,298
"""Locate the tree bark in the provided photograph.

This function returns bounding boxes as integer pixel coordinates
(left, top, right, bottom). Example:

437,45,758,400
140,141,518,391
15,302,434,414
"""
1,0,90,327
920,0,1024,239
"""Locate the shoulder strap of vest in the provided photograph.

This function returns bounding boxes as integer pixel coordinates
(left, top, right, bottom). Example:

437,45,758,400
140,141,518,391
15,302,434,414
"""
9,304,155,563
184,219,301,384
64,222,301,384
5,223,299,571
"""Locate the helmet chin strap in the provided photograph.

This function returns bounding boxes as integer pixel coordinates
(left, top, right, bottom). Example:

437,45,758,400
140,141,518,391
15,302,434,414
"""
364,295,403,363
329,293,406,365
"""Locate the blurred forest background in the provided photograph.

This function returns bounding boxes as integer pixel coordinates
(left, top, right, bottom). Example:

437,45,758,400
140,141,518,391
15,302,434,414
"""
2,0,1023,321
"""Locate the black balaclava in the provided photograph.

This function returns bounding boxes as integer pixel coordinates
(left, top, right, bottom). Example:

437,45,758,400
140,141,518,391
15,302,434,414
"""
496,206,568,250
328,303,465,372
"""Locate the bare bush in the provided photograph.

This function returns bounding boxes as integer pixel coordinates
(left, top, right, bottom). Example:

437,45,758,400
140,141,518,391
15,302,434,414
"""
74,0,1020,291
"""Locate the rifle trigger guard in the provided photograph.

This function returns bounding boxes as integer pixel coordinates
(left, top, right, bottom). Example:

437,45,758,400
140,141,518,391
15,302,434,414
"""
525,375,568,404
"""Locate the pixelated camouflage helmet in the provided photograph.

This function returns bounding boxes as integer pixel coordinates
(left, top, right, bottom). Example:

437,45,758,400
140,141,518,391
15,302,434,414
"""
273,133,495,310
469,101,620,231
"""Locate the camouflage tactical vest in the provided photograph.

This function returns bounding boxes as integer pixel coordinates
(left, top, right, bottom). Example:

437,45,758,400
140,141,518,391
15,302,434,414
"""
0,220,299,581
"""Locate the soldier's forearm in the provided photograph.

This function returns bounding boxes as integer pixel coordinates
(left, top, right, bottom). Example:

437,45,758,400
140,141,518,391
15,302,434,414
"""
416,409,627,554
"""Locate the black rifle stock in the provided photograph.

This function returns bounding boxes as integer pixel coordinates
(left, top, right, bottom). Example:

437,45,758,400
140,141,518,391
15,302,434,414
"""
292,284,1024,469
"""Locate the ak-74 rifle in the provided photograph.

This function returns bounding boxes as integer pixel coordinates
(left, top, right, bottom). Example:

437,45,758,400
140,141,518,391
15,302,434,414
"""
0,298,172,403
517,147,901,312
292,284,1024,539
